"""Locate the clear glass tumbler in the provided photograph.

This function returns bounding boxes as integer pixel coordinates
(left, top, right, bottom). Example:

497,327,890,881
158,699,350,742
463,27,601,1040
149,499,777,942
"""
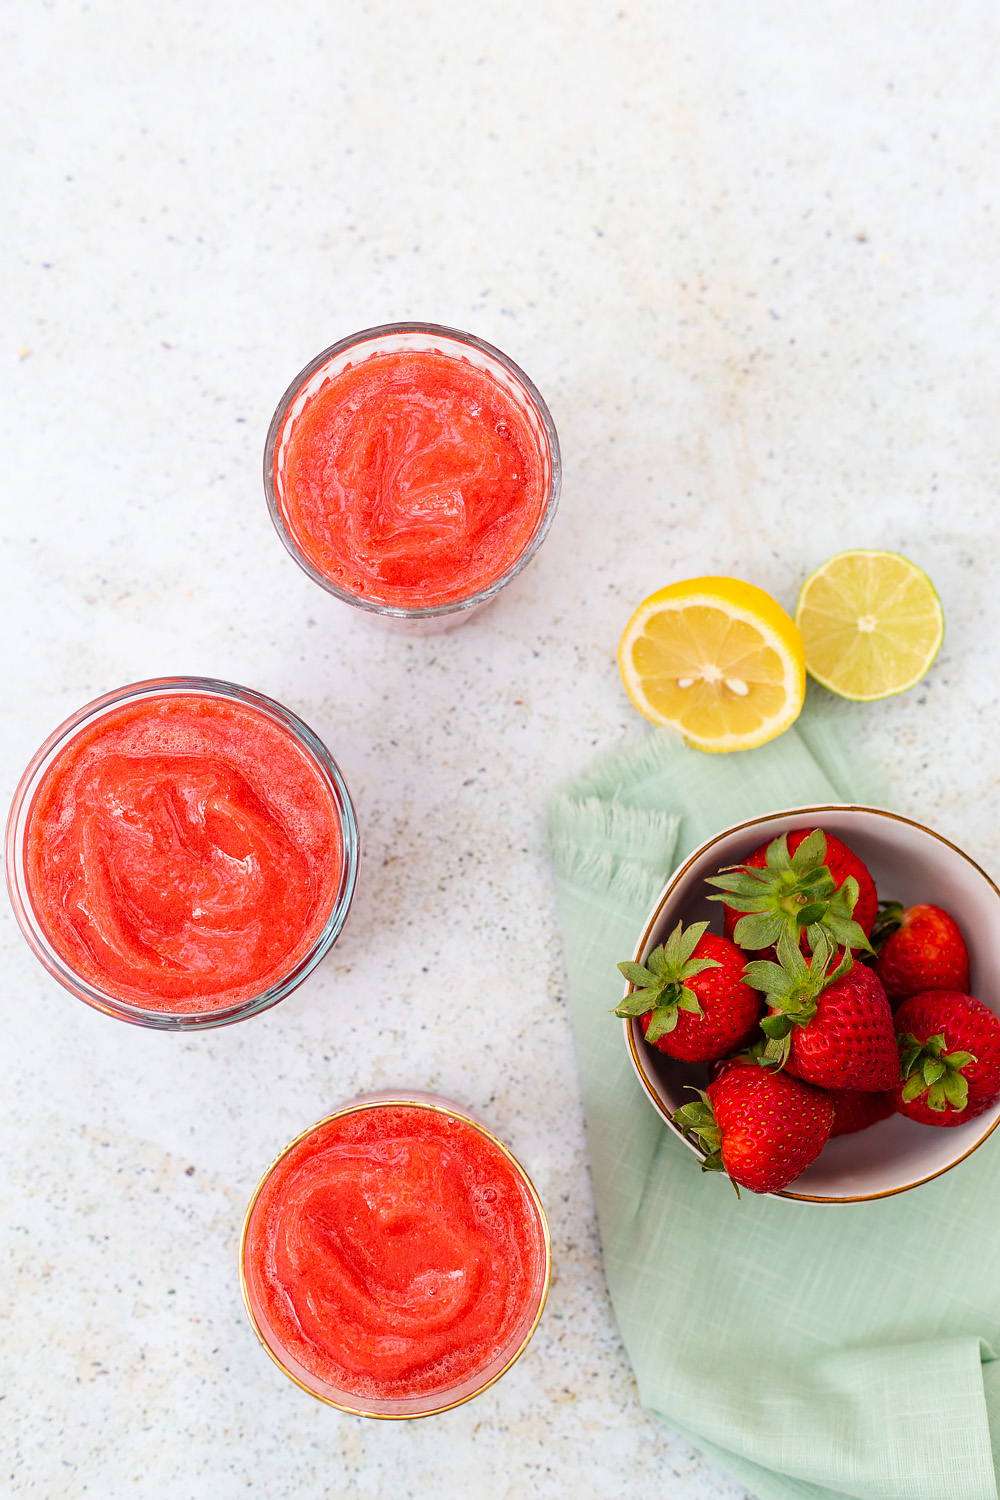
264,322,561,632
6,676,360,1029
241,1092,551,1416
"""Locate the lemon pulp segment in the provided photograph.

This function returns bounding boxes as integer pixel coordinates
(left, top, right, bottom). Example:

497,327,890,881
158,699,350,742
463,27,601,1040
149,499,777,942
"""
795,550,943,701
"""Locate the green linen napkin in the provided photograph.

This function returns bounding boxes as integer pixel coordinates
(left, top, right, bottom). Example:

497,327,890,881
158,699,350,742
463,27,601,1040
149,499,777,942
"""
547,711,1000,1500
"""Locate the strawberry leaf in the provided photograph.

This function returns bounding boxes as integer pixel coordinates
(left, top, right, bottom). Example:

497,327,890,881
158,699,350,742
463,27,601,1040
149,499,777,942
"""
789,827,827,872
704,870,771,898
645,1005,680,1044
742,959,789,994
673,1095,715,1128
827,947,855,986
765,833,793,874
733,911,785,949
942,1071,970,1111
684,958,724,978
776,925,816,976
721,894,775,915
763,1032,792,1068
675,988,704,1016
796,902,828,928
667,920,710,966
614,991,661,1018
825,915,874,956
617,960,656,987
898,1034,923,1076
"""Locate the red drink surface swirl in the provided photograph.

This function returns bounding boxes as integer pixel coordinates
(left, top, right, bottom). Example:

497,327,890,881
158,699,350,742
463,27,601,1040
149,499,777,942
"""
244,1104,548,1404
23,692,344,1012
278,348,548,609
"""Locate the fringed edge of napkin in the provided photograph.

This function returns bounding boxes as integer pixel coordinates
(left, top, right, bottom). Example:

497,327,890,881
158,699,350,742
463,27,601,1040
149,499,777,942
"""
547,791,680,921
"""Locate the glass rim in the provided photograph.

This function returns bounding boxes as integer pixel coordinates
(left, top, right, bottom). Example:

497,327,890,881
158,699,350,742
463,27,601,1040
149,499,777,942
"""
5,675,360,1030
263,321,562,620
239,1091,552,1417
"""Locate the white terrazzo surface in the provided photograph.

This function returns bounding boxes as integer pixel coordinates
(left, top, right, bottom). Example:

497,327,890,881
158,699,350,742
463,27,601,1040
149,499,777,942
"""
4,4,1000,1497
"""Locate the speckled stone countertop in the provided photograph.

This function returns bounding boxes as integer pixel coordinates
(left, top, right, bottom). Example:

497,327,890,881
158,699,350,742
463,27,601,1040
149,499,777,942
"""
4,4,999,1497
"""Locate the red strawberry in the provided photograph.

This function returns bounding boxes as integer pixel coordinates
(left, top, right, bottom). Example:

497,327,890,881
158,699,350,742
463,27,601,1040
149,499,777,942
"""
707,827,877,957
746,929,900,1092
894,991,1000,1126
616,921,761,1063
674,1062,834,1194
828,1088,896,1137
873,903,971,1004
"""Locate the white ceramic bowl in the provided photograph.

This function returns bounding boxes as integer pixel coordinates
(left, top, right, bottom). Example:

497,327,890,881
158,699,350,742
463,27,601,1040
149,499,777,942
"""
623,804,1000,1202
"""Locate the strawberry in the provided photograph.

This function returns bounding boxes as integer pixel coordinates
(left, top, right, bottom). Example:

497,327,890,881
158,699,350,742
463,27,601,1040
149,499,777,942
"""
673,1062,834,1194
872,902,971,1004
706,827,877,957
745,929,900,1091
894,990,1000,1126
615,921,761,1063
828,1088,896,1137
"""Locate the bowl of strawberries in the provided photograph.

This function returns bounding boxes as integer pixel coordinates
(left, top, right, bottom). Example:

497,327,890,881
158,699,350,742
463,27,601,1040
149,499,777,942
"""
618,805,1000,1201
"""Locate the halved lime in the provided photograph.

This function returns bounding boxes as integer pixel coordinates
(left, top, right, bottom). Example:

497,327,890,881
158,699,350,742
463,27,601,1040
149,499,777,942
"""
795,550,944,701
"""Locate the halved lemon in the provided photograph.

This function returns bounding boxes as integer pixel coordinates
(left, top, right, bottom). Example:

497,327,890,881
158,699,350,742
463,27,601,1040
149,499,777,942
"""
795,550,944,701
617,577,806,752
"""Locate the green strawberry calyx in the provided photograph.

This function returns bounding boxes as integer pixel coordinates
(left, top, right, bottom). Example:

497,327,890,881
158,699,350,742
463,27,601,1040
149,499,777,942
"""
898,1032,977,1113
743,927,854,1068
718,1036,773,1070
614,920,722,1044
672,1090,740,1197
868,899,905,955
705,829,873,955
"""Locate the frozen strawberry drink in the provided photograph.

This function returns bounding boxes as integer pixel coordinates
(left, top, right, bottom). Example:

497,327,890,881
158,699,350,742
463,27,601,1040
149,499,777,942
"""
265,324,560,626
6,678,359,1027
241,1094,550,1416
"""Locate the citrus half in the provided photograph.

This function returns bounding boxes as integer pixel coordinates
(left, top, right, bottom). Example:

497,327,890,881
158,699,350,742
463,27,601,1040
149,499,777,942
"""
795,550,944,701
617,577,806,752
